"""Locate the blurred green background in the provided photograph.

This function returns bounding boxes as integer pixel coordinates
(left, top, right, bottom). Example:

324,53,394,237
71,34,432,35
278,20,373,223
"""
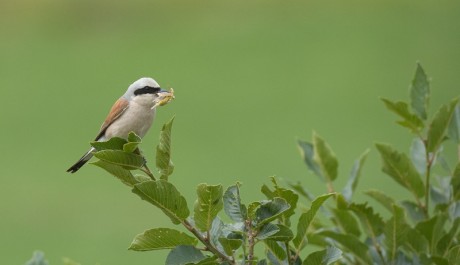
1,0,460,264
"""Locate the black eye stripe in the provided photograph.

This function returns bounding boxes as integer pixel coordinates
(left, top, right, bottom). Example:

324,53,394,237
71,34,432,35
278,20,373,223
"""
134,86,161,95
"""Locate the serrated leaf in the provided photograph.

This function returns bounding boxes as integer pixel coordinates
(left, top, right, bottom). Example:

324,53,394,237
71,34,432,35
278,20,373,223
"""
427,98,459,153
166,245,205,265
381,98,424,133
330,208,361,237
401,200,425,223
90,137,127,151
410,138,427,175
303,246,342,265
91,160,138,187
133,180,189,225
349,202,384,240
25,251,49,265
255,198,290,227
293,193,334,249
93,150,145,170
416,214,448,253
364,189,395,212
218,238,242,256
297,140,323,179
318,230,372,264
384,204,410,261
410,63,430,120
375,143,425,198
129,228,197,251
223,184,247,222
342,149,370,201
313,133,338,182
194,184,223,232
447,245,460,265
156,117,175,180
448,103,460,143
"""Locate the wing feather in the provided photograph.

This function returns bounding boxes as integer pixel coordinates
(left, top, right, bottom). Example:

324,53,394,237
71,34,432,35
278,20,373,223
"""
94,98,129,141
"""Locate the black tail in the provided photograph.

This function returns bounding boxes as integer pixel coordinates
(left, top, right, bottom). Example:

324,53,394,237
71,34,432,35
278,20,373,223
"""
67,148,94,173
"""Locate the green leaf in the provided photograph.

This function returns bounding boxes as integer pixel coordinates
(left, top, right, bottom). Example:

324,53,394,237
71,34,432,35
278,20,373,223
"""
342,149,370,201
293,193,334,249
364,189,395,212
381,98,424,133
62,258,81,265
267,177,299,226
133,180,189,225
264,240,287,262
318,230,371,264
313,133,339,182
436,219,460,256
447,245,460,265
410,63,430,120
401,200,425,223
416,214,448,253
410,138,427,175
375,143,425,198
223,184,247,222
427,98,459,153
297,140,323,179
192,256,219,265
166,245,205,265
384,204,410,261
287,181,315,201
90,137,127,151
255,197,290,227
330,208,361,237
156,116,175,180
448,103,460,143
25,251,49,265
129,228,197,251
91,160,139,187
248,201,261,220
449,201,460,221
302,246,342,265
405,227,429,254
257,223,280,240
349,202,384,240
452,163,460,200
93,150,145,170
194,184,223,232
123,132,142,153
218,238,242,256
258,224,294,241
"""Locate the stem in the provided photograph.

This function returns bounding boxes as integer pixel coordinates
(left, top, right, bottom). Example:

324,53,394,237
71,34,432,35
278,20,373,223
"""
246,220,256,265
285,242,293,265
424,142,434,219
182,219,234,264
326,181,335,193
140,164,156,181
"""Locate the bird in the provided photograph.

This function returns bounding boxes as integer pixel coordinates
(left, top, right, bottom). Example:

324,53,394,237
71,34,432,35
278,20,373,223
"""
67,77,174,173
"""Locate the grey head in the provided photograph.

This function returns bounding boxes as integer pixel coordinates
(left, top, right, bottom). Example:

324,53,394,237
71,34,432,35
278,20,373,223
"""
122,77,162,100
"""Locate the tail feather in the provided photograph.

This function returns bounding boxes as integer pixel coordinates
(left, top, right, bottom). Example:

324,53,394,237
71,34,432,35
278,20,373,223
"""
67,148,95,173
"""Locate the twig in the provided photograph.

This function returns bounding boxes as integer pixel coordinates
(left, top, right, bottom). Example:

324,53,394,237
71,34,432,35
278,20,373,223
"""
141,163,156,181
246,220,256,265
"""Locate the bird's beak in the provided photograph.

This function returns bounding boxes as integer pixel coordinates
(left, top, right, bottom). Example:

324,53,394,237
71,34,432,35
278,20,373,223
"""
152,87,175,109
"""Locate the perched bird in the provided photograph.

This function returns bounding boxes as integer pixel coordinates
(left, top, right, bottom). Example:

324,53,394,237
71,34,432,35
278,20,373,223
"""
67,77,174,173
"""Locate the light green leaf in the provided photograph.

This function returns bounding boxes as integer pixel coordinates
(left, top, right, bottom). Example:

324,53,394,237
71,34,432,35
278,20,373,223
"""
410,138,427,175
90,137,127,151
218,238,242,256
447,245,460,265
448,103,460,143
384,204,410,261
427,98,459,153
416,214,448,253
330,208,361,237
123,132,142,153
349,203,384,240
375,143,425,198
255,197,290,227
25,251,49,265
166,245,205,265
364,189,395,212
62,257,81,265
297,140,323,179
302,246,342,265
133,180,189,225
223,184,247,222
287,181,315,201
194,184,223,232
91,160,138,187
313,133,338,182
129,228,197,251
318,230,372,264
342,149,370,201
381,98,424,133
156,117,175,180
293,193,334,249
410,63,430,120
93,150,145,170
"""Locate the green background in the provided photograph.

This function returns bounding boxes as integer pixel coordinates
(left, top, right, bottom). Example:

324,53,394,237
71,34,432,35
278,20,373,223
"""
1,0,459,264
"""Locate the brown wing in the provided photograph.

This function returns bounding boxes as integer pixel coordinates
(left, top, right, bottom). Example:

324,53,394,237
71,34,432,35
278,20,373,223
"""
94,98,129,140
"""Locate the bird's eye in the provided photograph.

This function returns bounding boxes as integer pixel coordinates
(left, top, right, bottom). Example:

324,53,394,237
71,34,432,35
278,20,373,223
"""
134,86,161,95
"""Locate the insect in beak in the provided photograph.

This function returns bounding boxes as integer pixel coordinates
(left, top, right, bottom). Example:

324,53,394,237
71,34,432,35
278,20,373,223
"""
152,87,175,109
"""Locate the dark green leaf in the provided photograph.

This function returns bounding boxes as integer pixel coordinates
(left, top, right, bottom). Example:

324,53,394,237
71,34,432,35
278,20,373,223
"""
364,189,395,212
268,177,299,226
156,116,175,180
166,245,205,265
218,238,242,256
436,219,460,256
410,138,427,175
191,256,219,265
264,240,287,262
384,204,410,261
342,149,370,201
223,184,247,222
257,223,280,240
313,133,338,182
248,201,261,220
90,137,127,151
416,214,448,253
381,98,424,133
25,251,49,265
255,197,290,227
427,98,459,153
293,193,334,249
129,228,197,251
448,103,460,143
349,202,384,240
447,245,460,265
297,140,323,179
318,230,372,264
330,208,361,237
259,224,294,242
375,143,425,198
194,184,223,232
452,163,460,200
401,200,425,223
410,63,430,120
405,227,429,254
93,150,145,170
133,180,189,225
302,246,342,265
91,160,138,187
